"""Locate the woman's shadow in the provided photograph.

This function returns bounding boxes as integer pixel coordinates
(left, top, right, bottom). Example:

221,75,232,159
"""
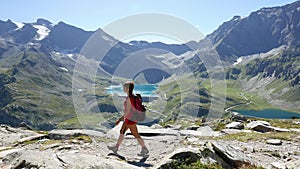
107,153,152,167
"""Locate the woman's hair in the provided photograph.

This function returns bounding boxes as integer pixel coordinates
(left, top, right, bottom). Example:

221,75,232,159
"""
123,81,134,96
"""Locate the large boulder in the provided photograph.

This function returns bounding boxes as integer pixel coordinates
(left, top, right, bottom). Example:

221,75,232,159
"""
48,129,104,140
246,121,290,132
246,121,273,132
155,141,258,169
209,141,258,168
155,147,201,169
0,149,141,169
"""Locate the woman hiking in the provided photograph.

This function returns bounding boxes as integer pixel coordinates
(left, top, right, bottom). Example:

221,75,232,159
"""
107,81,149,156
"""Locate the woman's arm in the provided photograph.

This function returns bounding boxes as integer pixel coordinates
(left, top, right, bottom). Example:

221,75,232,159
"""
115,115,124,125
124,97,131,116
115,97,131,125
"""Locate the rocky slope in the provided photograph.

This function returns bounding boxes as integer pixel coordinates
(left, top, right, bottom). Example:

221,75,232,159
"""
0,115,299,169
207,1,300,60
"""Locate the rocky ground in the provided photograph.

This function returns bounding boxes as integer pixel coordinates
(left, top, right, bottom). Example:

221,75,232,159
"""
0,115,300,169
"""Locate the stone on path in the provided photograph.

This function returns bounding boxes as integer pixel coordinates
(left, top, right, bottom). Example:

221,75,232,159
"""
266,139,282,146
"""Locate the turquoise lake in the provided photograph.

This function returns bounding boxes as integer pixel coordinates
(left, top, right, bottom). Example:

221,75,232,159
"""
106,84,158,97
237,109,300,119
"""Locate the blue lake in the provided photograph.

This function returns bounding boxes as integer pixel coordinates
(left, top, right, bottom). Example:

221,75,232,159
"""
106,84,158,97
237,109,300,119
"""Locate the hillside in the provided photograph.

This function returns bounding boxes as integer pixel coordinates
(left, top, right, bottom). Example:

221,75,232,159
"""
207,1,300,60
0,1,300,130
228,47,300,112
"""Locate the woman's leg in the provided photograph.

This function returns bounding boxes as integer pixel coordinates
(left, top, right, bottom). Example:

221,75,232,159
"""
117,122,128,147
128,124,149,155
128,124,146,147
108,122,128,153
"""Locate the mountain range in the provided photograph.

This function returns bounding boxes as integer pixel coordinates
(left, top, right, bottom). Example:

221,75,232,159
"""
0,1,299,130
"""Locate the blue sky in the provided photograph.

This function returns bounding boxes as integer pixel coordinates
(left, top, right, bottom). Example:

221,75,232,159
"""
0,0,297,42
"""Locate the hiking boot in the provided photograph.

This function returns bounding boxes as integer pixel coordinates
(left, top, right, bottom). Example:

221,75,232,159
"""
139,147,149,156
107,145,118,153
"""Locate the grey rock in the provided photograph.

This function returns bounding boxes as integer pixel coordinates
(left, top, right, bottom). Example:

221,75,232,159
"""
19,122,32,130
271,162,287,169
155,147,201,169
294,121,300,125
197,125,214,132
163,124,174,128
1,149,141,169
1,123,299,169
250,124,274,132
57,145,75,150
246,121,290,132
231,112,247,121
180,129,222,137
163,124,182,130
270,127,290,132
247,121,271,127
186,125,200,130
266,139,283,146
44,143,61,150
246,121,273,132
0,148,23,159
210,141,258,168
48,129,104,140
17,134,46,144
286,159,300,169
225,122,244,129
151,124,163,129
0,125,38,146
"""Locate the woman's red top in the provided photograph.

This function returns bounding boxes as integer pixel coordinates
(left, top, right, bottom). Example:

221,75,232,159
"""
124,96,137,125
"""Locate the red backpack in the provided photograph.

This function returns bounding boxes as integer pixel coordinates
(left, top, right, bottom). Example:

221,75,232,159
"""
132,94,146,122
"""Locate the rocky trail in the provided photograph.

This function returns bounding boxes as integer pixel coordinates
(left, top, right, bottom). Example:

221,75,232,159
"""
0,115,300,169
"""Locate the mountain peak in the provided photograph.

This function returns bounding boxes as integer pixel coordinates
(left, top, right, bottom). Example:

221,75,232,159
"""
36,18,53,27
0,19,18,35
207,0,300,59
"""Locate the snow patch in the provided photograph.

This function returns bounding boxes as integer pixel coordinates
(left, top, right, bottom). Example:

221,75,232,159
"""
12,21,25,30
67,54,74,59
33,25,50,40
102,35,115,43
59,67,68,72
233,58,243,65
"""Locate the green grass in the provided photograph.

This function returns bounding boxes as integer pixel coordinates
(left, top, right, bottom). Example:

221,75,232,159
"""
207,79,274,111
58,112,122,130
218,131,298,142
157,75,280,125
166,159,224,169
278,85,300,102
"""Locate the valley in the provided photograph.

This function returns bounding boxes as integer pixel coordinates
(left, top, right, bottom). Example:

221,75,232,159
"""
0,1,299,131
